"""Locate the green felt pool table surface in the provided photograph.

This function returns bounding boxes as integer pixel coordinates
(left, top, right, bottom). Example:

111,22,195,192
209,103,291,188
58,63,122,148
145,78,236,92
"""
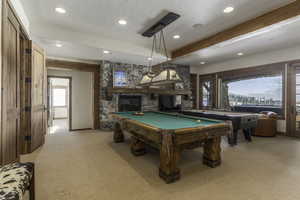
114,111,224,130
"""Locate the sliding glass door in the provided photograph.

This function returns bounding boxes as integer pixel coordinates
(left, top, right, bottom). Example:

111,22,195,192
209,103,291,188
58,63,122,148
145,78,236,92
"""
286,65,300,137
288,66,300,137
295,71,300,135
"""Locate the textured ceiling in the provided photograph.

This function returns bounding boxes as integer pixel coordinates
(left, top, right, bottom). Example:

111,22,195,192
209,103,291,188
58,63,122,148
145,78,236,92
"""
22,0,296,65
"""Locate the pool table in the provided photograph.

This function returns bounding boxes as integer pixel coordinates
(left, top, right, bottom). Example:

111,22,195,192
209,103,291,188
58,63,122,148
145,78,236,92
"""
112,111,231,183
180,110,259,146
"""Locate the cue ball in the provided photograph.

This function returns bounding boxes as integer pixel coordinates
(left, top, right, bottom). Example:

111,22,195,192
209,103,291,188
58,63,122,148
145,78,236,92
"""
196,120,202,123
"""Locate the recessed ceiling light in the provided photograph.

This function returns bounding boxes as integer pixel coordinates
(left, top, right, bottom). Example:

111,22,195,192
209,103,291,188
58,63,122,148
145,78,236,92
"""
173,35,181,39
224,6,234,13
147,57,153,61
103,50,110,54
237,52,244,56
55,7,66,14
192,24,203,29
55,43,62,48
200,61,206,65
118,19,127,25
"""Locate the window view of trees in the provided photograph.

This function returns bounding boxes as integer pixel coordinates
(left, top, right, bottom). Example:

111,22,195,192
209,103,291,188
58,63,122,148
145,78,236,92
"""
202,81,211,107
296,74,300,131
296,74,300,114
200,80,214,107
224,76,282,107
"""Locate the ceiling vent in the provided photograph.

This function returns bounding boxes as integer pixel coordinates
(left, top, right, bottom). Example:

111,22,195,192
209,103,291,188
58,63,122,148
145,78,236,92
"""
142,12,180,37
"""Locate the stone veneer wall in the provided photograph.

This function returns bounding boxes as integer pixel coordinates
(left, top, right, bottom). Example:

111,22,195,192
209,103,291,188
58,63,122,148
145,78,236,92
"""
100,60,192,130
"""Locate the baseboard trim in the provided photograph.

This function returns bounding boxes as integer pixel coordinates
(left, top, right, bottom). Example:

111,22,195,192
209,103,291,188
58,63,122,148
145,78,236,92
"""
70,128,92,131
276,131,286,136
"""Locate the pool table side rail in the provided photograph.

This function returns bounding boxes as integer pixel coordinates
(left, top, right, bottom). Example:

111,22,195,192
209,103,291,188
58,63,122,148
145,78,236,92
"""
112,111,225,123
112,113,231,147
155,111,225,123
183,110,260,116
112,112,227,133
174,123,230,134
111,113,161,131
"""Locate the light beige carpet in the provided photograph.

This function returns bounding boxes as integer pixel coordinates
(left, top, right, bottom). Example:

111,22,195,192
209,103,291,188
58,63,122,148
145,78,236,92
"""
21,130,300,200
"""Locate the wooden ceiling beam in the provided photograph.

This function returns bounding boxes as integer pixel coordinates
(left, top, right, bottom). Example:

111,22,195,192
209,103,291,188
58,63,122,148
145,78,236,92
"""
46,59,99,72
172,1,300,59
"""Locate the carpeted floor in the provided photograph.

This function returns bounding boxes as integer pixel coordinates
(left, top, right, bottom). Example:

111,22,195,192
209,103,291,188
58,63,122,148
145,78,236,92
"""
21,129,300,200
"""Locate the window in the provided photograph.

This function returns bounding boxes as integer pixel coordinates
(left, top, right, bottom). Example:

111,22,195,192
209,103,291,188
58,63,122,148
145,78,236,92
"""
221,75,283,114
190,74,197,109
199,77,215,108
296,74,300,114
53,88,67,107
202,81,212,107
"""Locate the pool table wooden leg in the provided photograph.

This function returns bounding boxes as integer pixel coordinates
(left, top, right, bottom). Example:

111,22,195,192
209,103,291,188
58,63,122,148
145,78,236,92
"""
131,137,147,156
203,136,222,168
231,130,238,146
243,128,252,142
159,133,181,184
113,122,124,143
228,133,237,146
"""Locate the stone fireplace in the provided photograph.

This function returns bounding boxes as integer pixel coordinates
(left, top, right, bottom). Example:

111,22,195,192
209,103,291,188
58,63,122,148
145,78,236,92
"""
100,60,193,130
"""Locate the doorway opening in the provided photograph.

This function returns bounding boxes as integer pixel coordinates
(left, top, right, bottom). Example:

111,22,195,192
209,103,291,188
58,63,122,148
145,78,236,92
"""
48,77,72,134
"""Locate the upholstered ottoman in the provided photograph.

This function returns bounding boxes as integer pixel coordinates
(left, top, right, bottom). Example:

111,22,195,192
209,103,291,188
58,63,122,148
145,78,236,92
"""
254,112,277,137
0,162,35,200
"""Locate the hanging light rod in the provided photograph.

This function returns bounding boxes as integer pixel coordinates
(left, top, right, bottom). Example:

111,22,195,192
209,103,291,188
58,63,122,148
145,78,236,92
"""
142,12,180,37
139,12,183,87
139,30,183,87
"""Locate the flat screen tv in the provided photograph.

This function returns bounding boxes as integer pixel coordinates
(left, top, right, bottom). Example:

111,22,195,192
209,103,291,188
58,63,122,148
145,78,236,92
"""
159,95,175,112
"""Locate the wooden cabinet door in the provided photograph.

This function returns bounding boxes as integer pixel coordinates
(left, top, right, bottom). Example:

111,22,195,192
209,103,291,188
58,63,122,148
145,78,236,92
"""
30,42,47,151
1,2,21,165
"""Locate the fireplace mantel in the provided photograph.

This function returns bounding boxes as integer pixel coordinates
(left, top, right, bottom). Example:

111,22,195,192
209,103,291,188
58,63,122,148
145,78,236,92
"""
108,87,191,97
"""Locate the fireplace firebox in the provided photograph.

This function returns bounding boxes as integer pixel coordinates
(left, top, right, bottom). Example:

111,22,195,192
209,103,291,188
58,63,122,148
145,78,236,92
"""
118,95,142,112
159,95,182,112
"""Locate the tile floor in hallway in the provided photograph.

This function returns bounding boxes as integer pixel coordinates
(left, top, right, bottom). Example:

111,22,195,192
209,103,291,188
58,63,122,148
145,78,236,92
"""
49,119,69,134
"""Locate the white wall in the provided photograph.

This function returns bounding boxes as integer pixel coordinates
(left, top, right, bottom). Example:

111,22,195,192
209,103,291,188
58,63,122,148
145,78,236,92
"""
10,0,30,35
191,45,300,75
48,69,93,130
190,45,300,133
